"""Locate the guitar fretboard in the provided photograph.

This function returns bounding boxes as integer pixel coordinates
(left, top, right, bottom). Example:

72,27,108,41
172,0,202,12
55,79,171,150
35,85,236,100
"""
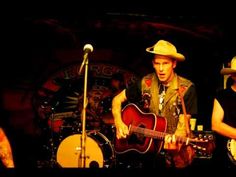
130,125,203,144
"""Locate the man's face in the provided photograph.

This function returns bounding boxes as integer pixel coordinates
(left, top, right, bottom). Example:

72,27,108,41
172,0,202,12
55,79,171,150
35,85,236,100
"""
152,55,176,85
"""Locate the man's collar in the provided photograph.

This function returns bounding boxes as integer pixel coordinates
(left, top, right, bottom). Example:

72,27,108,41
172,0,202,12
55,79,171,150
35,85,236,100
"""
158,73,178,89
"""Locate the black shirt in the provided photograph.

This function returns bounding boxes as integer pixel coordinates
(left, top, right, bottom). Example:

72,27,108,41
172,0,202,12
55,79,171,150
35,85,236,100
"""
216,87,236,127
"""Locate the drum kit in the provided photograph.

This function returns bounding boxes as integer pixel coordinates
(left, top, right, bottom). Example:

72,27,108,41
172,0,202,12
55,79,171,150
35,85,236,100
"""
42,96,116,168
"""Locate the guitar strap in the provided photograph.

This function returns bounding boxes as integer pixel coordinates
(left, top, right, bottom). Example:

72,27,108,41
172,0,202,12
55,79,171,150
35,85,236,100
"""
177,83,191,138
166,81,196,169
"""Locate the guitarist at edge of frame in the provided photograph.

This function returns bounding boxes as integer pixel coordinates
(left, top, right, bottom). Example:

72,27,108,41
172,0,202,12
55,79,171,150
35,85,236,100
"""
211,56,236,170
111,40,198,168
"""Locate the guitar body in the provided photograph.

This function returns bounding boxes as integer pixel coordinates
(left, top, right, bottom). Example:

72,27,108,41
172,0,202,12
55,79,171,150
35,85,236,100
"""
115,103,167,154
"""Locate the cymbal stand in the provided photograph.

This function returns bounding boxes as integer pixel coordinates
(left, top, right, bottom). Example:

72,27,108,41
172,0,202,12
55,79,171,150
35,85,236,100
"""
48,107,57,167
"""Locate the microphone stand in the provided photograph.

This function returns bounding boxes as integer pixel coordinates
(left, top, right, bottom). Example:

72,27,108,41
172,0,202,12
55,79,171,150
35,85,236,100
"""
79,53,89,168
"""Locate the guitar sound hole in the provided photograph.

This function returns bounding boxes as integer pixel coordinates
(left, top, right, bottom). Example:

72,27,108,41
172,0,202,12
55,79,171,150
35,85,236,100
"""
128,124,146,145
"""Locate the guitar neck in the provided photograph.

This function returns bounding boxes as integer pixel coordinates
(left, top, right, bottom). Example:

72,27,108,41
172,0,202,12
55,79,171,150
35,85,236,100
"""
130,125,200,144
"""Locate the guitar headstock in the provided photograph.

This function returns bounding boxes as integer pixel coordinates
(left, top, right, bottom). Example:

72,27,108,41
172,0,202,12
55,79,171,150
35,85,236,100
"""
191,131,215,158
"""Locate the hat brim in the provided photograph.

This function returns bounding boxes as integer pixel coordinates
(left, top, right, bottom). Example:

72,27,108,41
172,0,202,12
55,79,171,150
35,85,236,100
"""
220,68,236,75
146,47,185,62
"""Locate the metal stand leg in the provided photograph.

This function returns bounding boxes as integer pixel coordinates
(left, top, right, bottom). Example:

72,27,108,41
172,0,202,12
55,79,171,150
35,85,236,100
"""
48,108,59,167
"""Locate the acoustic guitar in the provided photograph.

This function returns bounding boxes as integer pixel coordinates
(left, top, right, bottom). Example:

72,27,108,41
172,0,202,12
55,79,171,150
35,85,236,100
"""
115,103,214,156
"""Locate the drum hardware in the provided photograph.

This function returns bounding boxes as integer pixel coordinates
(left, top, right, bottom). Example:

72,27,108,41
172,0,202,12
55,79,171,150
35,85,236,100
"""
48,107,59,167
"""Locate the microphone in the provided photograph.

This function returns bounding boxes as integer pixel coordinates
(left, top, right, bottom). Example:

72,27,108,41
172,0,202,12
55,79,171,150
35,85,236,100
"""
83,44,94,53
78,44,94,75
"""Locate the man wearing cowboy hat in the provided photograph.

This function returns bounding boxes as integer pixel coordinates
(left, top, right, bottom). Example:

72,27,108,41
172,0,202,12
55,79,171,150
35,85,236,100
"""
112,39,197,168
211,56,236,169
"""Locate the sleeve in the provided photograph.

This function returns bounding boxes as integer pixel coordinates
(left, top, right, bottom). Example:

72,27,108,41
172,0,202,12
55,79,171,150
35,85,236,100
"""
215,89,226,109
125,78,142,104
215,89,223,105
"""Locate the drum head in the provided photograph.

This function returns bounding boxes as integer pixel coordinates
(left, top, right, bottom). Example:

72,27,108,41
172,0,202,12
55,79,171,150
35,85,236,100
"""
56,134,104,168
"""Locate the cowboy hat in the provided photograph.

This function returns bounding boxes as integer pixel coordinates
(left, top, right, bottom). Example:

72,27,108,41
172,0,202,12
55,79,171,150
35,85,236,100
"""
146,40,185,62
220,56,236,75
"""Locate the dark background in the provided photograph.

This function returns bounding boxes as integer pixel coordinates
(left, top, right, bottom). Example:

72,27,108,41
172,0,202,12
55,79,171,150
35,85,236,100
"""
1,6,236,174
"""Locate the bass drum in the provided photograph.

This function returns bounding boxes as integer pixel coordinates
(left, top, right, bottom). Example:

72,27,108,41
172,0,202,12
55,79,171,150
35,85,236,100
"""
56,131,116,168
